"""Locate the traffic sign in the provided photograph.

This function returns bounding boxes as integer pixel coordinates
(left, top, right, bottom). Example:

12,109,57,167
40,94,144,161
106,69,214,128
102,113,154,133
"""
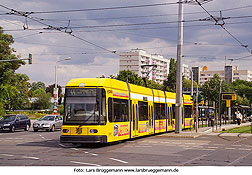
222,94,236,101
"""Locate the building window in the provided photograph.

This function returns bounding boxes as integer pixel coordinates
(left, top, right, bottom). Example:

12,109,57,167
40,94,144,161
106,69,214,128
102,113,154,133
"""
201,74,205,76
234,73,239,75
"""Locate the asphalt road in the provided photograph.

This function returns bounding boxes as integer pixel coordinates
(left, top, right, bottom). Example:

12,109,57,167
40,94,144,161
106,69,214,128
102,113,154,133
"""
0,128,252,166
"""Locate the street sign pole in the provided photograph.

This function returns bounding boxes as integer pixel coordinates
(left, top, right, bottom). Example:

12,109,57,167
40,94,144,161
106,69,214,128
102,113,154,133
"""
219,81,222,128
196,86,199,133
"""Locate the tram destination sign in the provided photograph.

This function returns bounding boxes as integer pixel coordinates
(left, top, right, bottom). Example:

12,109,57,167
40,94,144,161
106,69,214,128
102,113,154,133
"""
66,88,96,97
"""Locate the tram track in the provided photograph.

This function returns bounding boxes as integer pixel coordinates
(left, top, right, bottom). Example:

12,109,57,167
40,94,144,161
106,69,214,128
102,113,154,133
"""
181,134,252,166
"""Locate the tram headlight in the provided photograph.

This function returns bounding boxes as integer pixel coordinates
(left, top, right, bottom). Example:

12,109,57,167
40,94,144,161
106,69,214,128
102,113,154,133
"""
63,129,69,133
90,129,98,133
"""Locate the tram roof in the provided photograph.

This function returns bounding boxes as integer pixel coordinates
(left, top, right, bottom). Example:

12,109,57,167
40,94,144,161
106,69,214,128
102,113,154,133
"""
66,78,127,89
66,78,192,102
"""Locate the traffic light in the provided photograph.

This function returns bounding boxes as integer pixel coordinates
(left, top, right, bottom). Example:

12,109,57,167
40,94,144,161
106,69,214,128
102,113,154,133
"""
198,93,203,103
193,93,204,104
28,53,33,64
58,97,62,105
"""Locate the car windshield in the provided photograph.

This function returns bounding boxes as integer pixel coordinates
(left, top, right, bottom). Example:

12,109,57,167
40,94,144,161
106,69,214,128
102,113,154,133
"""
0,115,16,122
39,116,55,121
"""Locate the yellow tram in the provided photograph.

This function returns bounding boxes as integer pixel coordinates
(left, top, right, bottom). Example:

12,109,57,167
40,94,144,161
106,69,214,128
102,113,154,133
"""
60,78,194,143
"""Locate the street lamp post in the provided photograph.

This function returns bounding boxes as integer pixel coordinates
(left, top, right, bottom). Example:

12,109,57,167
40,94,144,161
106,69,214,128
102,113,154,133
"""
175,0,184,134
53,57,71,115
175,0,212,133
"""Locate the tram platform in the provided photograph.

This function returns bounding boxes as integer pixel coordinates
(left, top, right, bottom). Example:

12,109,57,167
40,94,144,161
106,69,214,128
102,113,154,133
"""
157,122,252,138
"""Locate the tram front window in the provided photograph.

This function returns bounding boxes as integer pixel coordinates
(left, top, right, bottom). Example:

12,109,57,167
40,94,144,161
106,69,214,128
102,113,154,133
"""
64,88,106,125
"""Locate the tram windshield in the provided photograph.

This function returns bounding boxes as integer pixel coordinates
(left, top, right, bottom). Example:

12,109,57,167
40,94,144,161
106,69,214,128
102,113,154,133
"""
64,88,106,125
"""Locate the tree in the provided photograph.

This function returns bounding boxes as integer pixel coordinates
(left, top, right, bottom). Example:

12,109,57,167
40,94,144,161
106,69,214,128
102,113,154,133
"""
146,79,164,90
201,74,231,114
0,27,25,85
0,26,30,112
31,81,46,92
163,58,176,92
116,70,144,86
182,79,198,88
31,88,52,109
202,74,220,103
231,79,252,105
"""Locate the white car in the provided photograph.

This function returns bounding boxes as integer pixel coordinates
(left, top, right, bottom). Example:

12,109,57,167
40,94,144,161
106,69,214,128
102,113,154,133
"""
33,115,63,132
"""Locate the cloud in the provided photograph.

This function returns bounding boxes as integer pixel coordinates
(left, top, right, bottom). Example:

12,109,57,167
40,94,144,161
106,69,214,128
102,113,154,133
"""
1,0,252,86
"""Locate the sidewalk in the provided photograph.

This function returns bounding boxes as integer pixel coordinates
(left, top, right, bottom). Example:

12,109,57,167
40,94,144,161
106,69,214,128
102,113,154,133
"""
158,122,252,138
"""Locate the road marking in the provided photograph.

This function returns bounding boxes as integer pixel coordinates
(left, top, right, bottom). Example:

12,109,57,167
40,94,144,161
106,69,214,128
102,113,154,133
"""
233,145,242,147
41,137,45,139
181,154,207,165
109,158,128,164
0,154,14,157
185,143,196,145
70,161,101,166
136,145,152,148
59,143,73,148
174,143,182,145
22,156,40,160
148,141,158,143
245,145,252,148
208,147,218,149
183,148,193,150
160,141,170,144
228,151,252,165
70,148,79,151
192,146,203,148
238,148,251,151
85,152,89,154
90,153,98,156
213,144,224,146
225,148,236,150
5,138,23,140
201,149,216,151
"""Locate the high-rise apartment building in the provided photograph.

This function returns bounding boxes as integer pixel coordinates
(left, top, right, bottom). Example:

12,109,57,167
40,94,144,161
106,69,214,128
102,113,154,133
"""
192,66,252,85
120,49,190,84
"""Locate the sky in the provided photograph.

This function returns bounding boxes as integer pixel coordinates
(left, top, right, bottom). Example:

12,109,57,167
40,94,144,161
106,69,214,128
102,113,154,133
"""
0,0,252,86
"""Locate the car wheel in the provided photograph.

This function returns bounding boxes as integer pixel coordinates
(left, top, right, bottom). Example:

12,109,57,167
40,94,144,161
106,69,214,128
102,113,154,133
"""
50,125,55,132
24,124,29,131
10,125,15,132
33,128,38,132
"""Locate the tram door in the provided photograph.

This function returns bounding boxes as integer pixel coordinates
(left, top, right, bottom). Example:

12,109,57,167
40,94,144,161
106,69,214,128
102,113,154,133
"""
131,100,138,138
148,103,154,134
167,104,172,130
182,106,185,128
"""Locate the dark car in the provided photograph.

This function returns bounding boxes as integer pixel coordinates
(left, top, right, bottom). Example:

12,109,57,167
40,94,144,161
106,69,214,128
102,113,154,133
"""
0,114,31,132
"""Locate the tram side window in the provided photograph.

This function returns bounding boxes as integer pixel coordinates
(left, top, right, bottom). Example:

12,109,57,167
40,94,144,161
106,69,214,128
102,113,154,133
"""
160,103,166,119
108,98,129,122
184,105,193,118
154,103,160,120
172,104,175,119
139,101,148,121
